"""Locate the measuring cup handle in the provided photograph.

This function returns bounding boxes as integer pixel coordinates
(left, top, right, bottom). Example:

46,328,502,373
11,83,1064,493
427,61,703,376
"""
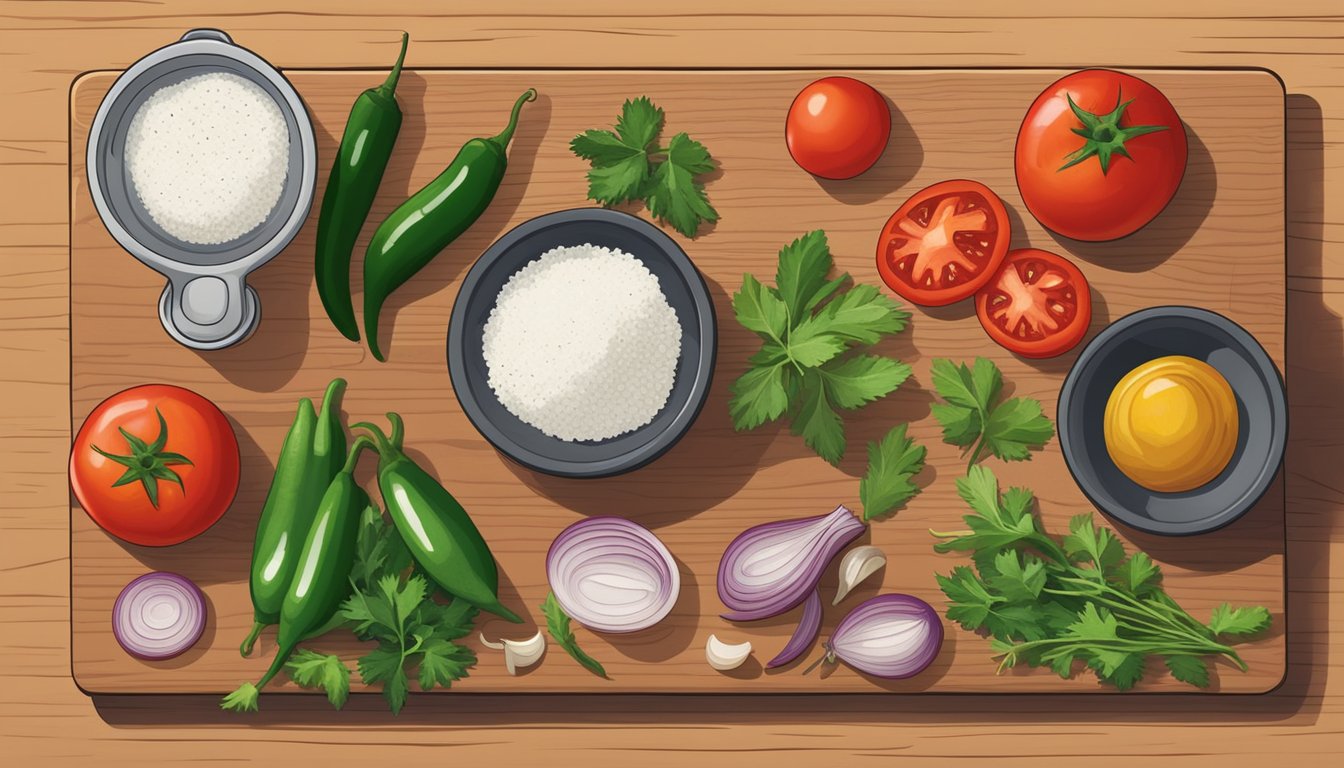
180,29,234,45
160,271,258,350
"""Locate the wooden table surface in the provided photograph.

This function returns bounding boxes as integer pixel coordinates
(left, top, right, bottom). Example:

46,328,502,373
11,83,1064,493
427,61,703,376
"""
2,0,1340,764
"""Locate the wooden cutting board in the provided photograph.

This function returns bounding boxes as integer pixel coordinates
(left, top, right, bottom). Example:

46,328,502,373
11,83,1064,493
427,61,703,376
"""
69,69,1285,695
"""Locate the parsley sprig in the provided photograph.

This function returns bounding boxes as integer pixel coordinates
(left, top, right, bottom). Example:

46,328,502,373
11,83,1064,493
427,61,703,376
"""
542,592,607,678
932,467,1271,690
929,358,1054,467
730,230,912,465
858,424,926,522
571,96,718,237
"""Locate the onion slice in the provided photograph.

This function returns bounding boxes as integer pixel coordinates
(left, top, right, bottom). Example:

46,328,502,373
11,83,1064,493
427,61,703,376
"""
766,589,822,668
112,571,206,660
718,505,865,621
547,516,680,634
820,593,942,679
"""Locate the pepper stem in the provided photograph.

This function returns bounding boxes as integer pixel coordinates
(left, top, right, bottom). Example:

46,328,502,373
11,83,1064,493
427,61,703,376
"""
387,412,405,450
351,421,393,455
342,435,376,475
376,32,410,99
239,621,264,657
488,88,538,147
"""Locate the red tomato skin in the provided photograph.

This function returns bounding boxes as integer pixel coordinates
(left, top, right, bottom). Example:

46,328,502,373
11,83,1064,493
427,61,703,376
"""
70,384,239,547
786,77,891,180
1015,69,1187,241
976,249,1093,359
875,179,1012,307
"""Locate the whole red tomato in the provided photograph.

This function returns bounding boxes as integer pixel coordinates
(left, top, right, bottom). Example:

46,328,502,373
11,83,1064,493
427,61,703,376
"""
786,77,891,179
1015,69,1187,241
70,384,239,547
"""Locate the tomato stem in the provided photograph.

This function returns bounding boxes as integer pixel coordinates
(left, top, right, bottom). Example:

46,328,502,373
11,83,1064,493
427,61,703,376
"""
1058,88,1169,174
89,407,193,509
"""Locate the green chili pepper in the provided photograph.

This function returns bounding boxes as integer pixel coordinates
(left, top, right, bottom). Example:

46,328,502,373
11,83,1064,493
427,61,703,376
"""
314,33,409,342
363,88,537,361
355,413,522,622
221,437,373,712
240,379,347,657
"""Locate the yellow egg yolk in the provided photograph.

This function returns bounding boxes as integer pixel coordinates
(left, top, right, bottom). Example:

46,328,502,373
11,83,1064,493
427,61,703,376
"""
1103,356,1238,493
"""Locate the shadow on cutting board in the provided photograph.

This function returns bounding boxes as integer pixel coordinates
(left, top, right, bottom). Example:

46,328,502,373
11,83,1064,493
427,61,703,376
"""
87,94,1328,732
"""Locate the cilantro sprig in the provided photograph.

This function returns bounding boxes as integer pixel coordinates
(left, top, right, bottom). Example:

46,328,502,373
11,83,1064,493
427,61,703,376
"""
929,358,1054,467
932,466,1271,690
542,591,607,678
281,507,478,714
571,96,718,237
730,230,912,465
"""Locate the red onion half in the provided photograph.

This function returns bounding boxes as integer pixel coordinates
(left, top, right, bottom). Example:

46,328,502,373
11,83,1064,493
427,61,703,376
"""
822,593,942,679
112,571,206,660
718,505,865,621
547,516,680,633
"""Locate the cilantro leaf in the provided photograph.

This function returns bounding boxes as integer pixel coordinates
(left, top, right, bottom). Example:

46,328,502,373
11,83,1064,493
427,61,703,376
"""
728,363,790,431
987,550,1046,602
417,637,476,691
285,649,351,710
572,97,717,237
774,230,834,321
732,274,788,341
1062,514,1125,574
1120,551,1162,596
859,423,926,521
728,231,911,462
930,357,1053,466
792,370,845,465
819,354,911,411
542,591,607,678
1165,655,1210,687
1208,604,1272,637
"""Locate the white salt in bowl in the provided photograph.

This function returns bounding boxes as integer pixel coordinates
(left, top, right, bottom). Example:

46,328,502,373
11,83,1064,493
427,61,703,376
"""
86,29,316,349
449,209,717,478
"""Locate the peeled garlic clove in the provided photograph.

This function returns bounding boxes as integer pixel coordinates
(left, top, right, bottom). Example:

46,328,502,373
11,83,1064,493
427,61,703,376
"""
480,631,546,674
706,634,752,671
834,545,886,605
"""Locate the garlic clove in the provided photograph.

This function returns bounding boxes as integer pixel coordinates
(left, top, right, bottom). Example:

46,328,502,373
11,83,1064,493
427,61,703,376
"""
834,545,887,605
705,634,753,671
480,631,546,674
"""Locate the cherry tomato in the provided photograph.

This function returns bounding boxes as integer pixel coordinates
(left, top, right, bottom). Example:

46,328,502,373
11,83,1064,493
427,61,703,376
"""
70,384,239,547
785,77,891,179
875,179,1011,306
975,249,1092,359
1016,69,1187,241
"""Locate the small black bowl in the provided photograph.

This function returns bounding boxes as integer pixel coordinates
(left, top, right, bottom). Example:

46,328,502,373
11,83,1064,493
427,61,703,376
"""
447,208,717,478
1057,306,1286,536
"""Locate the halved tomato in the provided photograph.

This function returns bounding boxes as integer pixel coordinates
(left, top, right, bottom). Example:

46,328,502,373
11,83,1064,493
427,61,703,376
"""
975,248,1092,359
875,179,1011,306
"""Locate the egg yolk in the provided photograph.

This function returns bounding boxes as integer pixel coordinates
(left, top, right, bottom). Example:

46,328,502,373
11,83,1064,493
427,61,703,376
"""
1103,356,1238,493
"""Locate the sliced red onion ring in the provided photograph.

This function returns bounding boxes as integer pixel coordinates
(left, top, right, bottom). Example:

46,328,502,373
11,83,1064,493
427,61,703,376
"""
546,516,680,633
718,505,865,621
112,571,206,660
822,593,942,679
766,589,822,668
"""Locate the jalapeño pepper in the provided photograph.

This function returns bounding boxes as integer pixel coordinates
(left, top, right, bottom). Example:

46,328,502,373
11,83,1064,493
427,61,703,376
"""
221,437,373,712
240,378,347,656
314,33,409,342
362,88,537,361
355,413,522,622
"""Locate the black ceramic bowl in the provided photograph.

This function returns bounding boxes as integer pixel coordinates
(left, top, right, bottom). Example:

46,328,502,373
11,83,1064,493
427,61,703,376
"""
1057,306,1286,536
447,208,717,478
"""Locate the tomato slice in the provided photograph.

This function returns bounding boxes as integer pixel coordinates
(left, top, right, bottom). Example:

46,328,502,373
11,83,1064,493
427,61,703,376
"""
876,179,1011,306
975,248,1092,359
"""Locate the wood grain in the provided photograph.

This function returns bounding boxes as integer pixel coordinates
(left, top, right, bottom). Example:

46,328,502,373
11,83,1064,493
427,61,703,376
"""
69,69,1285,694
2,1,1342,764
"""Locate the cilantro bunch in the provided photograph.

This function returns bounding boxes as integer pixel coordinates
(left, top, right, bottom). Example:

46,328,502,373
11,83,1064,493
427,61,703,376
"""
283,507,478,714
930,358,1054,467
571,96,718,237
729,230,912,465
933,467,1271,690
